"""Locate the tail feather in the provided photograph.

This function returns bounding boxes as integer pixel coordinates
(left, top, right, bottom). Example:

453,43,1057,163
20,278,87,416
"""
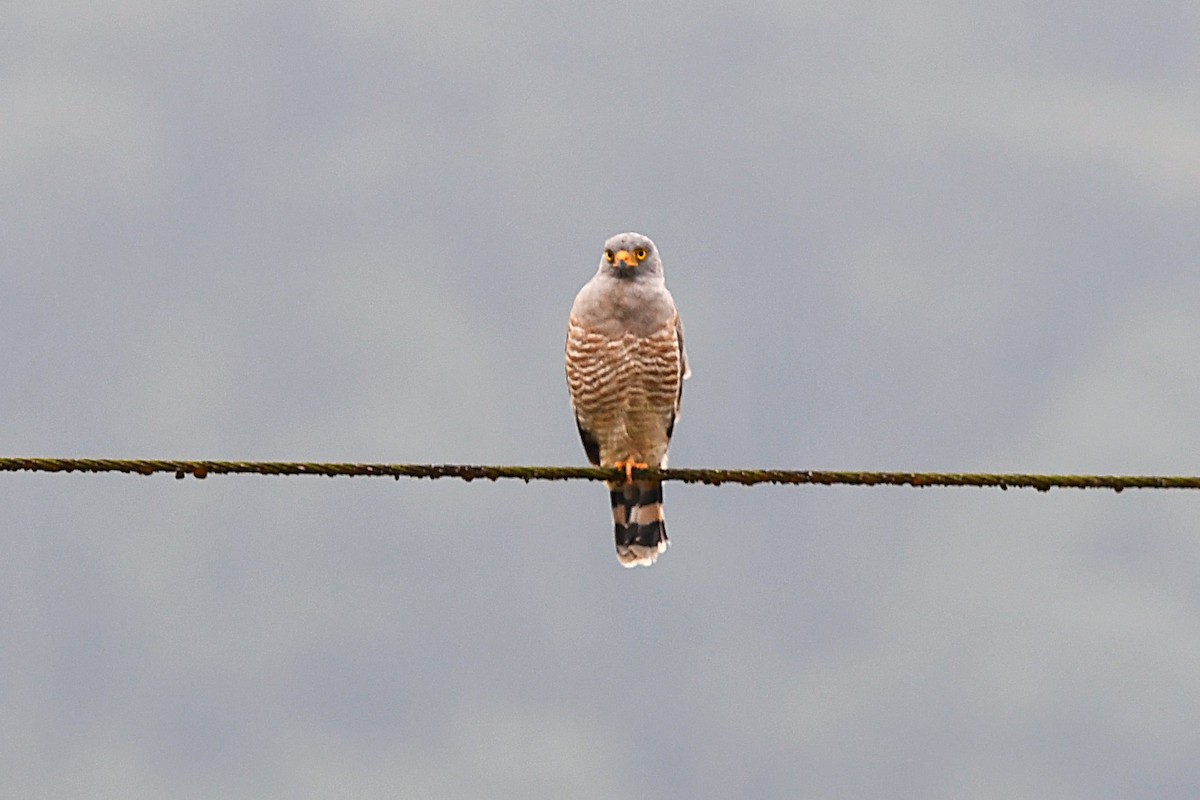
609,480,669,567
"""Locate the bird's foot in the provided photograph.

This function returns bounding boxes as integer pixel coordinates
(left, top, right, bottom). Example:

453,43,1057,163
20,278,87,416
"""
613,460,650,483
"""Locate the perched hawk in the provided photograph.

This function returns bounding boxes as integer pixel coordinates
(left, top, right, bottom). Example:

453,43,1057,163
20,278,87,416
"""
565,232,690,567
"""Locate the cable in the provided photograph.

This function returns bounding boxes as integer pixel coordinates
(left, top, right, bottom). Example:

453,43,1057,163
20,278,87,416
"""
0,457,1194,491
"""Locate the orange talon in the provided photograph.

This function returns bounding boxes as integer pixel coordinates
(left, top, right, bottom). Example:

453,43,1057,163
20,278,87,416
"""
613,459,650,483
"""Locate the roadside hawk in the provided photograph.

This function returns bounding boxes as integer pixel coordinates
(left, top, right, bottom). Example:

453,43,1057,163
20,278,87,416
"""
565,232,690,567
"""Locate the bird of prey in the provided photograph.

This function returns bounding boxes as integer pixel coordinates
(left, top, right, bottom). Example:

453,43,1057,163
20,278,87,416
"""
565,232,690,567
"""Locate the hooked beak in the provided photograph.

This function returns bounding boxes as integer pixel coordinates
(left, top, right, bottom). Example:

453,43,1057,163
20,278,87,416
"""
613,249,638,269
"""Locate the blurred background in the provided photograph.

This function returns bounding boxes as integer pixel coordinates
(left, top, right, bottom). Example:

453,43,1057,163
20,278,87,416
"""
4,2,1200,797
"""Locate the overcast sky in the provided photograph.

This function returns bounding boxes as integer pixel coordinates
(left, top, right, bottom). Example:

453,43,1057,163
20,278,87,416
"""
4,2,1200,797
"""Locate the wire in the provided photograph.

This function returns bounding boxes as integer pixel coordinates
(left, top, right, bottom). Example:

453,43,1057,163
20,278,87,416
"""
0,457,1195,491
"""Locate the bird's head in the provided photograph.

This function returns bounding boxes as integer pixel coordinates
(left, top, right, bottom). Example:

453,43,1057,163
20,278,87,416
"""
600,232,662,280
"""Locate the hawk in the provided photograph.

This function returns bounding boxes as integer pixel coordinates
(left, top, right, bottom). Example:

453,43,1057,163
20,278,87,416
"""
565,232,689,567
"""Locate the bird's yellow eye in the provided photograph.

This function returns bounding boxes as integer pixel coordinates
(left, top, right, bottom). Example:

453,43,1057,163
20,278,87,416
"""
634,247,648,260
604,249,615,263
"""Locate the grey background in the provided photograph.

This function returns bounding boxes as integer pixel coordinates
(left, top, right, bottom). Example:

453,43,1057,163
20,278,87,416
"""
4,2,1200,797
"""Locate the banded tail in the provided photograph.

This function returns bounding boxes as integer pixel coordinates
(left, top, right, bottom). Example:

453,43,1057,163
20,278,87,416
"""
609,479,669,567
